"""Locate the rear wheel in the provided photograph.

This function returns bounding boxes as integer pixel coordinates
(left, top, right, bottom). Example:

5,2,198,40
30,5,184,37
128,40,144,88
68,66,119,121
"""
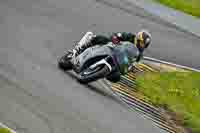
58,52,73,71
77,65,110,84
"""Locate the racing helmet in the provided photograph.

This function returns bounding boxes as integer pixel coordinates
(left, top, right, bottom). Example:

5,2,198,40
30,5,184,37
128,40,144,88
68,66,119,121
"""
135,30,151,49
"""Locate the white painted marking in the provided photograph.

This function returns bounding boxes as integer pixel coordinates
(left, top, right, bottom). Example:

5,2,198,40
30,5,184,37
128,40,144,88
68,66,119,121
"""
144,56,200,72
0,122,17,133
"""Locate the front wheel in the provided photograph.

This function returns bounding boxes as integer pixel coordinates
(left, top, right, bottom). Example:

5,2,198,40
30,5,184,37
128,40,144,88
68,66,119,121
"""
77,65,110,84
106,71,121,83
58,52,73,71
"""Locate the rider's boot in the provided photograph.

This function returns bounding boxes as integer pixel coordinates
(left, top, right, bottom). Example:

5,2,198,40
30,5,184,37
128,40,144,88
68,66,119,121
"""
72,31,96,57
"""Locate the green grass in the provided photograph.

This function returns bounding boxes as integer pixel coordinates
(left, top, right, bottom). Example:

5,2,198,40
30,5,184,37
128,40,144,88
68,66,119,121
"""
135,72,200,133
155,0,200,17
0,128,11,133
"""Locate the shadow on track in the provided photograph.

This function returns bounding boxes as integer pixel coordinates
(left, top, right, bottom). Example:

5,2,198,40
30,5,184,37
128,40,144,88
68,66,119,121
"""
63,71,116,100
59,70,140,118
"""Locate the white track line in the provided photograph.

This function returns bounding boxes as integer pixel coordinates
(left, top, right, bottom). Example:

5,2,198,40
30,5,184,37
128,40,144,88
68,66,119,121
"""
0,122,17,133
144,56,200,72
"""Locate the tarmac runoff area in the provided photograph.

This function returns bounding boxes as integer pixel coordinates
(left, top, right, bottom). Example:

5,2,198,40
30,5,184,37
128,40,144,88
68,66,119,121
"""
143,57,200,72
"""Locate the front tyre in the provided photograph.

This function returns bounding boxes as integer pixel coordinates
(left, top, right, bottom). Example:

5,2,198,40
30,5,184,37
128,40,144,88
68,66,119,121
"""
77,65,110,84
58,52,73,71
106,71,121,83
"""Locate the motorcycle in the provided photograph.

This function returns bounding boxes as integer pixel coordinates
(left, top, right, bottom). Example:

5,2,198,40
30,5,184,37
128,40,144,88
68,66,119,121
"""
58,42,131,84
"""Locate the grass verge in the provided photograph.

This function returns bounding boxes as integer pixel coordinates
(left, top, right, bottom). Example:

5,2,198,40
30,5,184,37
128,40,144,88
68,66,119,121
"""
154,0,200,18
135,72,200,133
0,127,11,133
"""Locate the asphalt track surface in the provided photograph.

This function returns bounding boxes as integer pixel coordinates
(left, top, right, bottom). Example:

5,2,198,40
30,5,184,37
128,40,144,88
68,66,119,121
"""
0,0,200,133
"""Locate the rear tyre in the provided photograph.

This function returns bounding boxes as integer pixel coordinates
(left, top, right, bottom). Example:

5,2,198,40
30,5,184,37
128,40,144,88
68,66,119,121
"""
58,52,73,71
77,65,110,84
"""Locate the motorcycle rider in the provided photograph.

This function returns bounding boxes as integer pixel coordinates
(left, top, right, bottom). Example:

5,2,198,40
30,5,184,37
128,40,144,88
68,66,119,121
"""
70,30,151,74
